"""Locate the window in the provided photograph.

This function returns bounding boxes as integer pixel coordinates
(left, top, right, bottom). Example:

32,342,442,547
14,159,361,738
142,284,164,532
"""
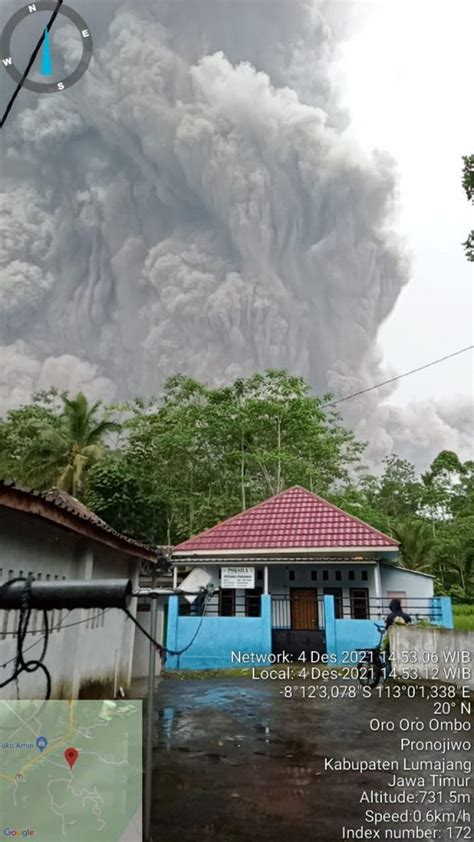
324,588,343,619
361,570,368,581
350,588,369,619
335,570,341,581
245,588,262,617
323,570,329,581
289,570,295,581
311,570,317,581
257,570,263,581
348,570,355,581
219,589,235,617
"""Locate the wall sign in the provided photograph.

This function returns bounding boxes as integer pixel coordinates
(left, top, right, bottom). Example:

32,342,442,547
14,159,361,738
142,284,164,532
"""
221,566,255,589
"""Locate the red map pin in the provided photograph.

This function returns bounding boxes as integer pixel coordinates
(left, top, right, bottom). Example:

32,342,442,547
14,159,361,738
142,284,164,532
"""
64,747,79,770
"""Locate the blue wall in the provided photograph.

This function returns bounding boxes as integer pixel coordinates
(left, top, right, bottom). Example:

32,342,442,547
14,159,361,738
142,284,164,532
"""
324,594,454,664
165,595,272,670
324,595,382,664
431,596,454,629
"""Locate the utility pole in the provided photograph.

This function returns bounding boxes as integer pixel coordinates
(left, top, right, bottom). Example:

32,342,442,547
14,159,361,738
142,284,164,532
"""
145,596,158,841
1,577,212,842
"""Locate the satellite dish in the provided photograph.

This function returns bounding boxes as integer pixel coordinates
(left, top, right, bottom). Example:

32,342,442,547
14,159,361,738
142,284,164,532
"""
177,567,214,604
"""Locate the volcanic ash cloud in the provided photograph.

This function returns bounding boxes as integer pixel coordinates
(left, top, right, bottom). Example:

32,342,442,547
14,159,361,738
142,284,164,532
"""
0,0,469,465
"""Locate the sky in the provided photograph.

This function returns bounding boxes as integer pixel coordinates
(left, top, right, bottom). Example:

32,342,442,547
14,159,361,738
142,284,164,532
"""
337,0,474,406
0,0,472,468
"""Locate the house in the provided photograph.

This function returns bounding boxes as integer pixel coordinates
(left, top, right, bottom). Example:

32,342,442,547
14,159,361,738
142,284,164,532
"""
166,486,452,669
0,480,163,699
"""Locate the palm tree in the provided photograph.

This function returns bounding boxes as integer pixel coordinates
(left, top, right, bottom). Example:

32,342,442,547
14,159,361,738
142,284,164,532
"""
393,519,435,572
21,393,120,497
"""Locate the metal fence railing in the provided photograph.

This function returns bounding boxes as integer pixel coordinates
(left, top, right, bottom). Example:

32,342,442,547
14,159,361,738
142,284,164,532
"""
272,594,326,630
178,590,262,618
177,592,440,627
271,594,439,630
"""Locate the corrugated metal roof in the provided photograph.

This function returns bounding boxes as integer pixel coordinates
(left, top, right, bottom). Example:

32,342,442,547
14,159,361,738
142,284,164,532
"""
174,485,399,555
0,480,158,562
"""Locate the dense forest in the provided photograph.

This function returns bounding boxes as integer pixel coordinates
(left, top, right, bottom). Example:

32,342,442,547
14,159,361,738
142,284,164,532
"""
0,370,472,603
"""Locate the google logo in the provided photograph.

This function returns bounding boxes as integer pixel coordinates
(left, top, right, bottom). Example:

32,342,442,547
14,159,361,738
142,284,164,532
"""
3,831,35,838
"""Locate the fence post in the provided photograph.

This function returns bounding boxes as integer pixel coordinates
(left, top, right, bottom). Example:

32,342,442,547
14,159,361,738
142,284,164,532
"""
260,595,272,664
435,596,454,629
166,595,179,669
323,595,337,661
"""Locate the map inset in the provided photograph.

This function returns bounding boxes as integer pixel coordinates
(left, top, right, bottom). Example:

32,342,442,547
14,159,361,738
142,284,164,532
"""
0,699,142,840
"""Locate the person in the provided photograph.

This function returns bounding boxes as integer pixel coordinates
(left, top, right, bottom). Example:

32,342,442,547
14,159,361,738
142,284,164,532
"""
380,598,412,660
385,598,412,629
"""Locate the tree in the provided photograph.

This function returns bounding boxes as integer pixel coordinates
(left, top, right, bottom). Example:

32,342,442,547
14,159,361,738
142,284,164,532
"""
462,154,474,261
393,520,435,572
85,451,162,542
420,449,465,531
376,455,424,520
95,370,365,544
433,517,474,600
0,391,61,480
18,393,120,496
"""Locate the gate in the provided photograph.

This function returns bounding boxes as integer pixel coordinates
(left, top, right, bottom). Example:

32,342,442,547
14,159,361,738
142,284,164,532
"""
271,592,326,658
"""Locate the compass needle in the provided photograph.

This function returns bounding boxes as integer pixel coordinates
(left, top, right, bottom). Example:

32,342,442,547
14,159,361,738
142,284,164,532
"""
40,27,53,76
1,2,92,127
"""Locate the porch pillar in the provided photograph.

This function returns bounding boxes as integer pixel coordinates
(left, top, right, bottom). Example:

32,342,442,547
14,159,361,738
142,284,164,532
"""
263,565,269,595
173,565,178,590
165,595,179,669
323,594,337,661
373,563,382,599
260,594,272,663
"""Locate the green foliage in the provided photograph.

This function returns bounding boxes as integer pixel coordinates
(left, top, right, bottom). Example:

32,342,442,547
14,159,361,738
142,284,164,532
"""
0,391,119,496
392,520,435,571
461,154,474,261
0,371,473,602
117,370,363,543
453,605,474,632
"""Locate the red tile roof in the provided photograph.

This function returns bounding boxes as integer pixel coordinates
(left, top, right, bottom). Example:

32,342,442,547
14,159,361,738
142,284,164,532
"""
173,486,399,555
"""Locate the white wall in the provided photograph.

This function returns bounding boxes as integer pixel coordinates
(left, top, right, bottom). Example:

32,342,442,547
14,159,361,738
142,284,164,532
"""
175,562,379,623
380,564,434,607
0,507,141,700
131,598,165,679
391,625,473,690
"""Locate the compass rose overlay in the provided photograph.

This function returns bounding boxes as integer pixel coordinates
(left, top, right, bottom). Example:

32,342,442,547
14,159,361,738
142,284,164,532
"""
1,2,92,94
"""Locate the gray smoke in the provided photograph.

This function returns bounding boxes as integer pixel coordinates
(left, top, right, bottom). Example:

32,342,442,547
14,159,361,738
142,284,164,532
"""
0,0,471,468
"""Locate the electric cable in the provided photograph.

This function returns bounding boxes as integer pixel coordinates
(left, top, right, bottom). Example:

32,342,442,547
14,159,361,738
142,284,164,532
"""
123,590,212,658
322,344,473,409
0,0,64,128
0,578,52,701
0,608,110,669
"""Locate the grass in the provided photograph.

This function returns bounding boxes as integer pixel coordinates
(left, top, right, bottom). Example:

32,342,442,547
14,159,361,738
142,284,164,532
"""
163,668,254,679
453,603,474,632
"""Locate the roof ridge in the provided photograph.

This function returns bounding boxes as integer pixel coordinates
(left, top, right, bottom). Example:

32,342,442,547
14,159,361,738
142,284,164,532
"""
0,479,157,558
175,485,301,546
174,485,399,552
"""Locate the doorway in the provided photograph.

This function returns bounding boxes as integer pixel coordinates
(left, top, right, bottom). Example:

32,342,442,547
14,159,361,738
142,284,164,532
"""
290,588,318,630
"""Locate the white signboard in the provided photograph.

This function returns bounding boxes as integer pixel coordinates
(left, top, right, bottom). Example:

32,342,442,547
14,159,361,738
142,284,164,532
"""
221,566,255,589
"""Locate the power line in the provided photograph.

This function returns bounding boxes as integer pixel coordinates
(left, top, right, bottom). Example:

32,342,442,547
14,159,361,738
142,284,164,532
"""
0,0,64,128
322,344,474,409
124,592,211,658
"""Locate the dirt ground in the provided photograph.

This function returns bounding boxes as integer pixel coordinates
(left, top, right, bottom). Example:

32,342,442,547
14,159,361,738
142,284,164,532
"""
149,677,472,842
